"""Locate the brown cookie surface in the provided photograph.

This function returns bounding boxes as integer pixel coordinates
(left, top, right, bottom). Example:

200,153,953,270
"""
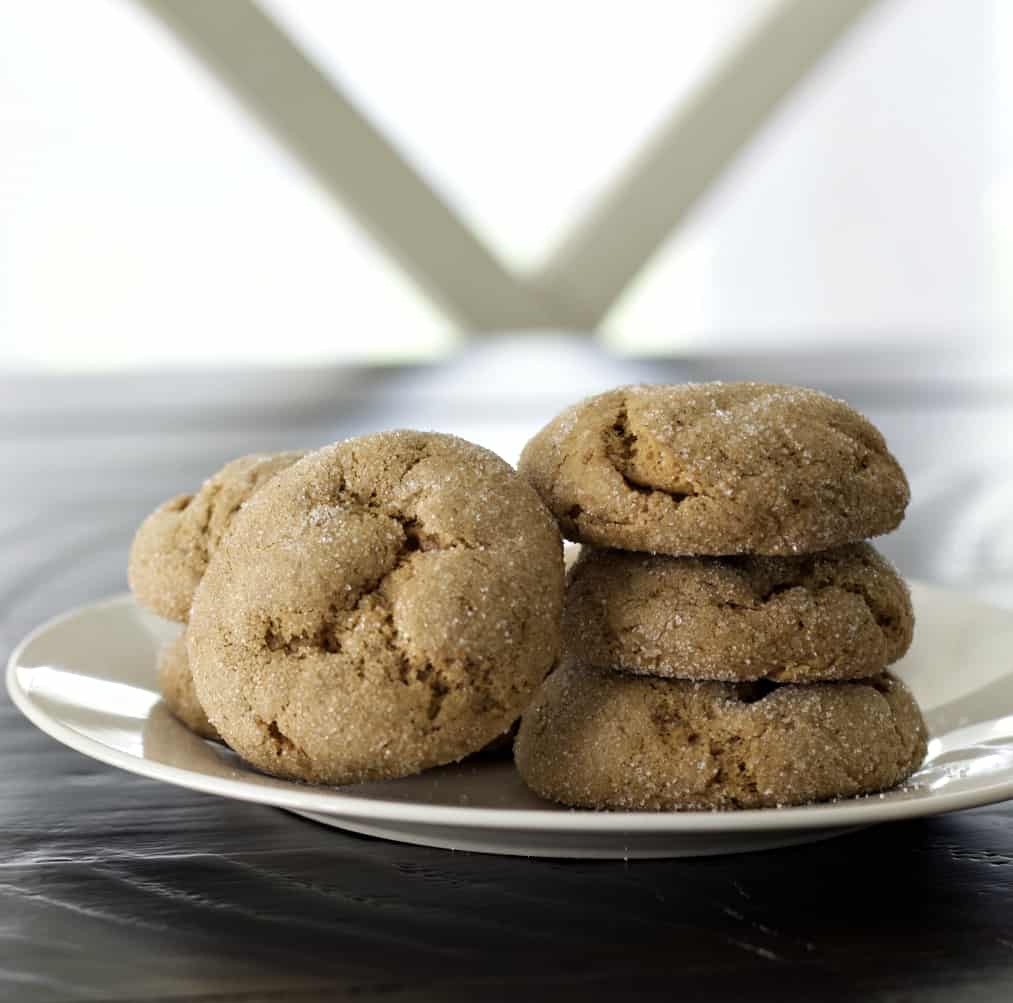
157,632,221,742
518,383,909,555
128,451,306,622
189,431,564,785
563,543,913,683
515,661,927,811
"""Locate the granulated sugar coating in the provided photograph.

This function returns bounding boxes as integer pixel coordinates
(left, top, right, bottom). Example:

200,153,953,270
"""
188,431,564,786
563,543,913,683
128,451,307,622
160,624,517,757
514,662,927,811
157,631,221,742
518,383,909,556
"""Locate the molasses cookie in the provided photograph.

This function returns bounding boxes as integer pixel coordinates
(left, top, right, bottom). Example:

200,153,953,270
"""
189,431,564,785
563,543,912,682
129,451,306,622
515,661,927,810
518,383,909,556
157,632,221,742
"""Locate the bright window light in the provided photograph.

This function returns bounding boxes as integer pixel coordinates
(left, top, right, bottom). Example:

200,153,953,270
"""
0,0,1003,370
604,0,999,353
0,0,455,370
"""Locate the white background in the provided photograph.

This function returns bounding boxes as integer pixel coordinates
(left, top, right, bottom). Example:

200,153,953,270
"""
0,0,1007,369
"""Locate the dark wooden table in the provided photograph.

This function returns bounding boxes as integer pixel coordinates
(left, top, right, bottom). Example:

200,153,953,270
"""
4,349,1013,1002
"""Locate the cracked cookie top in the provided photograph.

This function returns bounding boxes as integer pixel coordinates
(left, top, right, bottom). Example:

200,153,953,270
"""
188,431,564,785
514,662,927,810
562,543,913,683
518,383,909,556
128,451,307,622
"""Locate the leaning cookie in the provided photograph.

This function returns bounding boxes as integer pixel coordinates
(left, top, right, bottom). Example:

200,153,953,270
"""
157,632,221,742
128,451,306,623
189,431,564,786
563,543,913,683
514,661,927,811
519,383,909,556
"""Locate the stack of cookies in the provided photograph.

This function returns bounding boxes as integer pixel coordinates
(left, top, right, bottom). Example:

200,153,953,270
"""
514,383,928,810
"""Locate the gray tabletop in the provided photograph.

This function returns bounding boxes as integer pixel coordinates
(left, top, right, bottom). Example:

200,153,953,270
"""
5,344,1013,1002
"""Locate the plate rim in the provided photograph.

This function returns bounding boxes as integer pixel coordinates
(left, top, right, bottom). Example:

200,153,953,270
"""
8,590,1013,834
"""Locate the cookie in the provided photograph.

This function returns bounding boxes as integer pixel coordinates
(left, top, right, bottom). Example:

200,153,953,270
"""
188,431,564,785
129,451,306,622
157,632,221,742
563,543,912,683
518,383,909,556
515,661,927,810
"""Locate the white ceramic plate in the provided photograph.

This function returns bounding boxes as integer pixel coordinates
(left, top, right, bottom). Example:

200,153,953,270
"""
8,586,1013,858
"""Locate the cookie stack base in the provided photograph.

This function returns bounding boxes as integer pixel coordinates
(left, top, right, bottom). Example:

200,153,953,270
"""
515,662,927,812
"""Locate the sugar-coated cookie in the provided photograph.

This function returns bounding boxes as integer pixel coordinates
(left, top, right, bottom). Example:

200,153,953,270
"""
129,451,306,622
189,432,564,785
157,632,221,742
518,383,909,556
563,543,912,682
515,661,927,810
